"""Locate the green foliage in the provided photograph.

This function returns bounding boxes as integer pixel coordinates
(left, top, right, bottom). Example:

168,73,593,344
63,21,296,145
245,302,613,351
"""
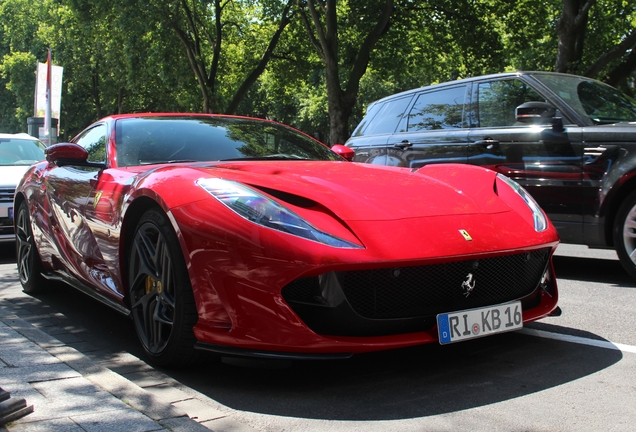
0,0,46,132
498,0,560,72
0,51,36,132
583,0,636,77
0,0,635,139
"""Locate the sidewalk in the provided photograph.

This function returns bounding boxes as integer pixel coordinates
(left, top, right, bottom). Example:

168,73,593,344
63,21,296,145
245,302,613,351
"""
0,265,258,432
0,303,215,432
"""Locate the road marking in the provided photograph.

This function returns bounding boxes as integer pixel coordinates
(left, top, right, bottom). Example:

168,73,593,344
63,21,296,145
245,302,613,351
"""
521,328,636,354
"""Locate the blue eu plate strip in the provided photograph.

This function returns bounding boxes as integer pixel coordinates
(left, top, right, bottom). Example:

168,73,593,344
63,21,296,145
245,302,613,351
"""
437,314,451,344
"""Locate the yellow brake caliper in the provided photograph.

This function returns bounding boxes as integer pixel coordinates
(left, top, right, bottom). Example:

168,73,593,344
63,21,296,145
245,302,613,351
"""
145,276,162,295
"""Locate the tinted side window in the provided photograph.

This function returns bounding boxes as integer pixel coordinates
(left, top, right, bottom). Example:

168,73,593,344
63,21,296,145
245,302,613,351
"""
74,124,107,171
477,80,545,127
361,96,412,136
405,86,466,131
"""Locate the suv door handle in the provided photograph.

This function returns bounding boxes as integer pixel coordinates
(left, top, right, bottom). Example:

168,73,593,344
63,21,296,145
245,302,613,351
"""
394,140,413,150
472,139,500,150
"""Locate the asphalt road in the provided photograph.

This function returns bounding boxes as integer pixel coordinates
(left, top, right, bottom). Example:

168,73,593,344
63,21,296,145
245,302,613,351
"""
1,243,635,431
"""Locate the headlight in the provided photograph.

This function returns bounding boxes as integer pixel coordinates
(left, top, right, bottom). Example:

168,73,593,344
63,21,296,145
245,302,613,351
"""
496,174,548,232
197,178,363,248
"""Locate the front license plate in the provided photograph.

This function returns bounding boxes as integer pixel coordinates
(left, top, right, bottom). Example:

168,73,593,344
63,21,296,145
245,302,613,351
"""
0,207,9,218
437,301,523,345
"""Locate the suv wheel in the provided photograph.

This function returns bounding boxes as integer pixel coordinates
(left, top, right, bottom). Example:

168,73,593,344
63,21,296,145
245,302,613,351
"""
614,190,636,279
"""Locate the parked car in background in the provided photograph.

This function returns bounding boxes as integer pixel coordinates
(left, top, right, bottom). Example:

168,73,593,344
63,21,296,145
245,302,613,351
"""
15,113,559,367
0,133,47,243
346,72,636,279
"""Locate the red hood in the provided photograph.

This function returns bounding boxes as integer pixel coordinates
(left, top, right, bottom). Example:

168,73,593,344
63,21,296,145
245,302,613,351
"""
190,161,510,221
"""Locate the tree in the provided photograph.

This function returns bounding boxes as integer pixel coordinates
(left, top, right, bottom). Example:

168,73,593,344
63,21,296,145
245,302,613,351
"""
3,0,635,139
297,0,394,144
580,1,636,89
555,0,636,89
0,0,48,132
0,51,36,132
157,0,295,114
555,0,595,73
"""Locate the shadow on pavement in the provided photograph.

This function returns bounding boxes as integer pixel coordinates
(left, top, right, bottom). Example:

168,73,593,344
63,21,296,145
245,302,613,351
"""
552,254,635,286
0,244,16,265
0,245,625,422
168,329,621,421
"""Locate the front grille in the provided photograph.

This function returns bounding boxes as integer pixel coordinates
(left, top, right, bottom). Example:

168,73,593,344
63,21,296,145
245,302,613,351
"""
283,248,550,320
0,188,14,203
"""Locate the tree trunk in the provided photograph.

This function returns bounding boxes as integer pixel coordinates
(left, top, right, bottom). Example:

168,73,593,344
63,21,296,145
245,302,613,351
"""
555,0,595,73
300,0,393,144
324,60,350,144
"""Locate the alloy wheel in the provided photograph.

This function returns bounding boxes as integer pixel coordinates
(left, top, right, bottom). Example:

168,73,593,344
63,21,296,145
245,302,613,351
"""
16,205,34,284
130,222,176,355
622,202,636,266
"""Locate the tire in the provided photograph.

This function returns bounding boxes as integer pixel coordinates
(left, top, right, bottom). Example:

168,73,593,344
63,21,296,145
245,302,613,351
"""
128,208,200,367
15,201,46,294
614,190,636,280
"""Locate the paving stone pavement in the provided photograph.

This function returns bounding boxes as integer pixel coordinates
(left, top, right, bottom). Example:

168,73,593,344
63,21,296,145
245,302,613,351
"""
0,273,257,432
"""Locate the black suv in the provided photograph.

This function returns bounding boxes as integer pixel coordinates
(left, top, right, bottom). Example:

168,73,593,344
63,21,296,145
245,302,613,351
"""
346,72,636,278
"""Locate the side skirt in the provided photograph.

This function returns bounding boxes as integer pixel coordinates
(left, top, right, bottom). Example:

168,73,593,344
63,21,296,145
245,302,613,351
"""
41,271,131,317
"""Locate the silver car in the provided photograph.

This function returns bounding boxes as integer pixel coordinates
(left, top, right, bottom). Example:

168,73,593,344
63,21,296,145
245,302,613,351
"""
0,133,47,242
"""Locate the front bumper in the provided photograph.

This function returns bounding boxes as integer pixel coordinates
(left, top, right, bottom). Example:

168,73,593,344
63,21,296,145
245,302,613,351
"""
189,245,558,357
171,201,560,357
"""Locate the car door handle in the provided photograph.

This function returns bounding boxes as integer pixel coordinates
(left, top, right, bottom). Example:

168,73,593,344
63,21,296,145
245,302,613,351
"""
472,139,500,150
394,140,413,150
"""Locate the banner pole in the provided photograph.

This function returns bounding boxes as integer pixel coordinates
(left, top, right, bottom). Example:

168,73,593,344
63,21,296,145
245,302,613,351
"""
44,48,52,146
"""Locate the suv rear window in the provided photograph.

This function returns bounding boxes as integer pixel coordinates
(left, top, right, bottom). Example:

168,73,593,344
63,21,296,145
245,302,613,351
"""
355,96,412,136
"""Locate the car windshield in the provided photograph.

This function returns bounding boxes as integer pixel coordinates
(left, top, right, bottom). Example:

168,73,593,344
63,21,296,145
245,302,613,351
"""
534,74,636,124
0,137,46,166
115,116,340,167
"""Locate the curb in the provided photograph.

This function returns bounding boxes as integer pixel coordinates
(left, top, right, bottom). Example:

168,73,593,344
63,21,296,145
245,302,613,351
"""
0,310,212,431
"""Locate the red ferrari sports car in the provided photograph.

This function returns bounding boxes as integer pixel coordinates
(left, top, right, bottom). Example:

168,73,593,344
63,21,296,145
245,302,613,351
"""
15,113,560,367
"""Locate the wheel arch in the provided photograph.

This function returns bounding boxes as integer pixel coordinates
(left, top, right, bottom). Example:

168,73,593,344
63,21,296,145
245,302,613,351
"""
120,196,173,302
119,183,204,307
13,191,26,218
603,172,636,247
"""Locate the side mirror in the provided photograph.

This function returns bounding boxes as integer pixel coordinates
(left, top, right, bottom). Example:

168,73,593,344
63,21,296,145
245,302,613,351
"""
45,143,105,168
331,144,355,161
515,102,557,125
